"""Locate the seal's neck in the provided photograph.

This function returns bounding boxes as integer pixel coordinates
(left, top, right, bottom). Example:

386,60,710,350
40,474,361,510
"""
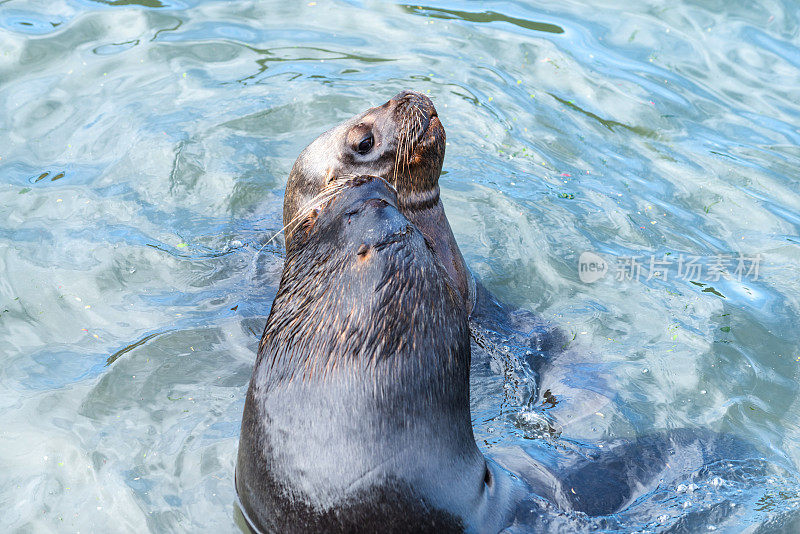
397,184,441,212
395,188,474,314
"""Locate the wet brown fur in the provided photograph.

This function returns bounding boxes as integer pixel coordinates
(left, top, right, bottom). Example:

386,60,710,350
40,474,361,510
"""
237,176,488,533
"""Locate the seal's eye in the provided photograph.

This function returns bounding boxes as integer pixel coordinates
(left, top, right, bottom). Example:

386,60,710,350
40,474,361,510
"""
357,134,374,155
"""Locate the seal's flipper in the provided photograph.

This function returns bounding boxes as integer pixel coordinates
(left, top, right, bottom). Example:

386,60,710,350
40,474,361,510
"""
559,429,760,516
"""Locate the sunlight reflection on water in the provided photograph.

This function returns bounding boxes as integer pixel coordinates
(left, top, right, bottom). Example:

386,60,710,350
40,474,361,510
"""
1,0,799,531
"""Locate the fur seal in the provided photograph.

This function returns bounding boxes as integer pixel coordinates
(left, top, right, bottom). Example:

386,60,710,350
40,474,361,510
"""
235,175,759,533
237,175,505,532
282,90,475,314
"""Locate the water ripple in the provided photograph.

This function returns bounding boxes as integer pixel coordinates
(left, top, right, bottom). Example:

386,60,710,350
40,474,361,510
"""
1,0,799,530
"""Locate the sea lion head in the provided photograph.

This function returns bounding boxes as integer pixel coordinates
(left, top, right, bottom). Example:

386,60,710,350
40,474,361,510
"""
283,90,445,247
270,173,463,382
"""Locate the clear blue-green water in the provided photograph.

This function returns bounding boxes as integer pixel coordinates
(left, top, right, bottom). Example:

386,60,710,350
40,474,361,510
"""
2,0,800,532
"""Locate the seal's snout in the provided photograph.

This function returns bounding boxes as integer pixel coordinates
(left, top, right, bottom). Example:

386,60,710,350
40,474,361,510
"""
393,89,435,109
335,174,397,205
338,176,400,220
390,90,440,137
318,175,399,223
324,175,417,257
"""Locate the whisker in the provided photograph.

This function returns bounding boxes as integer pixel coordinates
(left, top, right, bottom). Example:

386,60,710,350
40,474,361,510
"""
393,116,405,188
254,183,353,254
405,114,414,182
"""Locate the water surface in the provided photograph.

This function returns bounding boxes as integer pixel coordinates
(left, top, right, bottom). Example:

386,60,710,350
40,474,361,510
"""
1,0,800,531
